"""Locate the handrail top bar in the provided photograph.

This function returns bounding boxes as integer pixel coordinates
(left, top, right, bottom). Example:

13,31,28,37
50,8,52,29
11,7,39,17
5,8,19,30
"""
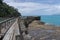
0,17,15,24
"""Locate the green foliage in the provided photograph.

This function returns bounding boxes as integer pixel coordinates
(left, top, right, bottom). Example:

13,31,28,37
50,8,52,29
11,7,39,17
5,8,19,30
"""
0,0,3,4
0,1,21,17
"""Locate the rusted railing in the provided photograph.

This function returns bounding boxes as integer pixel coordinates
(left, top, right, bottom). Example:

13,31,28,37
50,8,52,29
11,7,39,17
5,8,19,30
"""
0,17,16,40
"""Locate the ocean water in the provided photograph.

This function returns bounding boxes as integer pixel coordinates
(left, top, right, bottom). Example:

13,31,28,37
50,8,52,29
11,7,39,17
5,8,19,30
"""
41,15,60,26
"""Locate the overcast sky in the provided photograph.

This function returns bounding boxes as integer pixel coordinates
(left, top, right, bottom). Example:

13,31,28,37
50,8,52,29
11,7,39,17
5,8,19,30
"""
3,0,60,16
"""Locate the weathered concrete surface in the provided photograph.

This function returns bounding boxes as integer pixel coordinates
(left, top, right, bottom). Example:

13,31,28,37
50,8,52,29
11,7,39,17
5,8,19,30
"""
3,19,20,40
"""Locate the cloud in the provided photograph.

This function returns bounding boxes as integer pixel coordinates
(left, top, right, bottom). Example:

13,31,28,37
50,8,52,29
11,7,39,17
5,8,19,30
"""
4,0,60,4
3,0,60,16
3,0,15,3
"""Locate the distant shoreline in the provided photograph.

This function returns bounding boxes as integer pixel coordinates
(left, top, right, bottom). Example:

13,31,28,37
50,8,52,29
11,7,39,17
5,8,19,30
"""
44,22,60,27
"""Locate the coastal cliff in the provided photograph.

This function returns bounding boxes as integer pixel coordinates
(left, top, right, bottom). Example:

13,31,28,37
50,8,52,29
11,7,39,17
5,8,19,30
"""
21,16,41,26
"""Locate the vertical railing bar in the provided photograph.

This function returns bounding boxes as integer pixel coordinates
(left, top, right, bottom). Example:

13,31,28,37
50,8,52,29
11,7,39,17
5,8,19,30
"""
0,24,1,34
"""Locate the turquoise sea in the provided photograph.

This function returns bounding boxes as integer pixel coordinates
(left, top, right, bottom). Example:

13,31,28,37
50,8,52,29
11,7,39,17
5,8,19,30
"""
41,15,60,26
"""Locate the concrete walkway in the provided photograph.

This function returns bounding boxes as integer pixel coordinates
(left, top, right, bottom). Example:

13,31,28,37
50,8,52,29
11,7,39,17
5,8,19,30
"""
3,19,20,40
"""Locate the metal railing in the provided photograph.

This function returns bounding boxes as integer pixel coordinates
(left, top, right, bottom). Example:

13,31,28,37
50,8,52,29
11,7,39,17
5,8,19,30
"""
0,17,16,39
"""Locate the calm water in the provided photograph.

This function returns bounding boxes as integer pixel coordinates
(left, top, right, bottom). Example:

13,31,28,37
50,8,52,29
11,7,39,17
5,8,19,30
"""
41,15,60,26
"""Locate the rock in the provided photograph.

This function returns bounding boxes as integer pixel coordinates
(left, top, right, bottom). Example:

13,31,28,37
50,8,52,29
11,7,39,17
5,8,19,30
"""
24,34,32,40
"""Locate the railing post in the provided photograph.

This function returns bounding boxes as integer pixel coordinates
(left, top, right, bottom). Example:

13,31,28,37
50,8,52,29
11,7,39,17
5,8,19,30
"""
0,24,1,34
17,17,24,40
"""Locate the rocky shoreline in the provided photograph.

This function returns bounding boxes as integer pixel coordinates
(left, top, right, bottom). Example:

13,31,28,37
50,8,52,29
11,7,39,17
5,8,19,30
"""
18,16,60,40
28,20,60,40
29,20,60,32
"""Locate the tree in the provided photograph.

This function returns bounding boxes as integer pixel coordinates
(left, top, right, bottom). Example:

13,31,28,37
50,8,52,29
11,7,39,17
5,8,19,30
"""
0,0,3,4
0,1,21,17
